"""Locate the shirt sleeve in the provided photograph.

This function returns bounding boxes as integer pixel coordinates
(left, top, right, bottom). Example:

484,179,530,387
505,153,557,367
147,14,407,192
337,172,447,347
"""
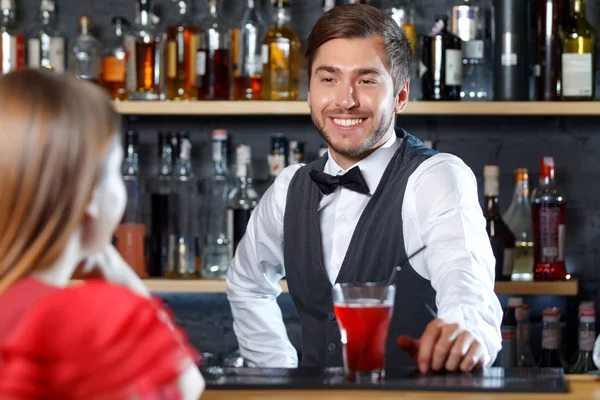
226,165,302,368
403,153,503,366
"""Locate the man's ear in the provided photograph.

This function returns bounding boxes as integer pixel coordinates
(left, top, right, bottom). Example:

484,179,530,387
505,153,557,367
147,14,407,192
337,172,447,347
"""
394,80,410,114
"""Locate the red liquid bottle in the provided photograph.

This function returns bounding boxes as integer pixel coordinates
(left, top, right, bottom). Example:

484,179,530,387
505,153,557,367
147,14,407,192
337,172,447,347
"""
531,157,567,280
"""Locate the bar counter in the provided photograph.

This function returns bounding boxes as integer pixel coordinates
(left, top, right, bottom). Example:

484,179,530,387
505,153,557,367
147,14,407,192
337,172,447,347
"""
201,375,598,400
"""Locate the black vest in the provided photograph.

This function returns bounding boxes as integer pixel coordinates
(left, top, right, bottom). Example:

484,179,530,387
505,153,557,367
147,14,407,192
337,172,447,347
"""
283,131,438,369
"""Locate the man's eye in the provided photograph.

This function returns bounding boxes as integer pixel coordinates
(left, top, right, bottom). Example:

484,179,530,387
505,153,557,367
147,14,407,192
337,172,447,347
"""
321,77,334,83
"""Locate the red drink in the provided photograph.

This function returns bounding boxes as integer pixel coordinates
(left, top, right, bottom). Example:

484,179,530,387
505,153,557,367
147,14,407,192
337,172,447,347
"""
334,300,393,380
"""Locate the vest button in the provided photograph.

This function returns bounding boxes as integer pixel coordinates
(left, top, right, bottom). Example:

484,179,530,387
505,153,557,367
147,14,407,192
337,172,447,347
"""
328,342,337,352
328,312,335,321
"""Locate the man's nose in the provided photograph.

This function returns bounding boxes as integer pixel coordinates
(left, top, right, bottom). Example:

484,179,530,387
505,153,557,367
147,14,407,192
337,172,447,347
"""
334,83,357,109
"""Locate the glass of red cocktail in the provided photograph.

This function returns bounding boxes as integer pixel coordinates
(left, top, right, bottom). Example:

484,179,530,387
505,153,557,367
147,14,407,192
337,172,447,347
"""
332,283,395,382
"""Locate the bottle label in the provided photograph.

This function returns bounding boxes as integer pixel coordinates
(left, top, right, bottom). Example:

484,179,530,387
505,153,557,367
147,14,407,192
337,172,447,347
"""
445,48,463,86
500,33,517,66
167,41,177,79
188,34,199,86
562,53,593,97
102,56,126,82
268,154,286,177
49,36,65,73
542,327,560,349
196,51,206,77
2,33,24,74
463,40,484,60
501,326,516,340
27,38,40,68
502,247,515,277
262,44,269,65
123,35,136,91
403,23,417,56
580,330,595,352
212,141,223,162
539,207,564,262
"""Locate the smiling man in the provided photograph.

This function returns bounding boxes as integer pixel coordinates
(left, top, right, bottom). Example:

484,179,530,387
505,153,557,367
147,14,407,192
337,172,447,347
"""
226,4,502,373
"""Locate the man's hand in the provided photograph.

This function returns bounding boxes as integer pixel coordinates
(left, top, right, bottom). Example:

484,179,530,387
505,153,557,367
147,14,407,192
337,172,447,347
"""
397,318,485,373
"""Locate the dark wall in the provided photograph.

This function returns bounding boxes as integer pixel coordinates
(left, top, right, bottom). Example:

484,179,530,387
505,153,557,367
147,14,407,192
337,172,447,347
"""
15,0,600,363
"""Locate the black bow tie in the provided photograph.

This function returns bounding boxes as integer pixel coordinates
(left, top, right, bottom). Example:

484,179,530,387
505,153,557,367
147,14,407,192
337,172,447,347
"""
309,166,370,195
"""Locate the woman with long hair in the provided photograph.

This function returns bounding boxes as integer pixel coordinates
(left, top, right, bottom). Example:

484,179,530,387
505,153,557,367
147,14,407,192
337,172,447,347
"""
0,69,205,399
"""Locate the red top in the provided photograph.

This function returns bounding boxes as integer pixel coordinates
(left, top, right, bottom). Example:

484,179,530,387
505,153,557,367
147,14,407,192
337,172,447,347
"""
0,277,200,400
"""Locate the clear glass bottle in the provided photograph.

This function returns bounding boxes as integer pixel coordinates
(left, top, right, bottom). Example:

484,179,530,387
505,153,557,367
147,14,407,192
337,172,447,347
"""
260,0,301,100
0,0,25,74
561,0,596,100
203,129,232,279
102,17,129,101
166,0,199,101
114,130,148,278
129,0,162,100
503,168,534,281
570,301,597,373
28,0,64,73
232,0,268,100
386,1,419,101
198,0,231,100
228,144,259,260
68,16,102,82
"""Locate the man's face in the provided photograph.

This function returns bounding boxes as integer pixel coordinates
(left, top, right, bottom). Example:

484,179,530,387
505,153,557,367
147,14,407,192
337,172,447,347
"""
308,36,408,160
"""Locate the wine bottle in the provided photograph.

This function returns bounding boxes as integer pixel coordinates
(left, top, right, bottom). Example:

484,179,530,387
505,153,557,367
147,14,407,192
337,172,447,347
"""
516,304,536,367
538,307,567,369
497,297,522,367
483,165,516,281
420,15,462,101
561,0,596,101
570,302,597,373
534,0,563,101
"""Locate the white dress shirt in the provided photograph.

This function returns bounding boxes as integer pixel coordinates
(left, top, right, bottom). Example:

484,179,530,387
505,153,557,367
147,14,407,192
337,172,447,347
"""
226,133,503,369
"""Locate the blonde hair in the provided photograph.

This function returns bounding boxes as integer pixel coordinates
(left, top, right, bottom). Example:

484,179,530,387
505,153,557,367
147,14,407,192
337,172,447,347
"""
0,69,120,293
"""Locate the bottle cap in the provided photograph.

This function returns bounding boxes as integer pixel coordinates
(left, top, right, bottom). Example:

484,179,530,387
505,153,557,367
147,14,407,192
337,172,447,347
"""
540,157,555,179
236,144,252,165
543,307,561,322
1,0,14,10
579,301,595,317
483,165,499,196
508,297,523,307
212,129,228,140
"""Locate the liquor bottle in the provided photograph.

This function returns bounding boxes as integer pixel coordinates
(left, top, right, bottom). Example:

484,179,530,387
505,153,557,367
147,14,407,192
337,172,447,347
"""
267,133,288,187
199,0,231,100
347,0,367,3
538,307,567,369
170,132,198,279
261,0,301,101
28,0,64,73
129,0,162,101
516,304,536,367
288,140,305,165
570,302,597,373
420,15,462,101
0,0,25,74
492,0,529,100
561,0,596,101
232,0,267,101
102,17,129,101
68,16,102,82
451,0,490,100
496,296,522,367
534,0,563,101
386,1,419,101
166,0,199,101
483,165,516,281
503,168,534,281
114,130,148,278
228,144,259,259
531,157,567,281
322,0,335,12
203,129,232,279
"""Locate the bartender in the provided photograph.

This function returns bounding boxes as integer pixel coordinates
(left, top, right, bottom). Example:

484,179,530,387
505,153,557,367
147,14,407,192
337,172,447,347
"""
226,3,502,373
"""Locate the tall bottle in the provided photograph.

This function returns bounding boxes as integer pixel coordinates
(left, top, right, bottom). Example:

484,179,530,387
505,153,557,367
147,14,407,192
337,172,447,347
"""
129,0,162,101
232,0,267,101
503,168,534,281
203,129,232,279
561,0,596,101
496,296,522,367
166,0,199,101
386,1,419,101
534,0,563,101
198,0,231,100
102,17,129,101
260,0,301,101
114,130,148,278
516,304,536,367
538,307,567,369
68,16,102,82
0,0,25,74
483,165,516,281
228,144,259,259
570,301,597,373
28,0,64,73
420,15,462,101
492,0,529,100
267,133,288,189
531,157,567,281
451,0,489,100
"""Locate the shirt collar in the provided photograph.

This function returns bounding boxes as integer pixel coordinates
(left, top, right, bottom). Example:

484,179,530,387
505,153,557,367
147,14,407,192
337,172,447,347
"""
324,133,401,195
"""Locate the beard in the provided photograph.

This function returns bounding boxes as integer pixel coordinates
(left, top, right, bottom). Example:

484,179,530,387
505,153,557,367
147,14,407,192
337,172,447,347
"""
312,105,395,158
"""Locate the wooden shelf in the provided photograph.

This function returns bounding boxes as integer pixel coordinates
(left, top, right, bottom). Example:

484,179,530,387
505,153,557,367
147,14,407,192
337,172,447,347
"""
135,279,577,296
113,101,600,116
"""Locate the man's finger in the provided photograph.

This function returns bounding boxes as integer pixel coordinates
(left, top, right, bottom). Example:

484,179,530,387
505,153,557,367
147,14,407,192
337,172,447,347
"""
445,331,473,372
397,335,420,360
459,340,483,372
417,320,443,373
431,323,461,371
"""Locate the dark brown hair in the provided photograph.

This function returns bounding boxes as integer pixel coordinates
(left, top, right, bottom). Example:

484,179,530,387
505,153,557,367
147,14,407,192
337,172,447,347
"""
305,4,412,94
